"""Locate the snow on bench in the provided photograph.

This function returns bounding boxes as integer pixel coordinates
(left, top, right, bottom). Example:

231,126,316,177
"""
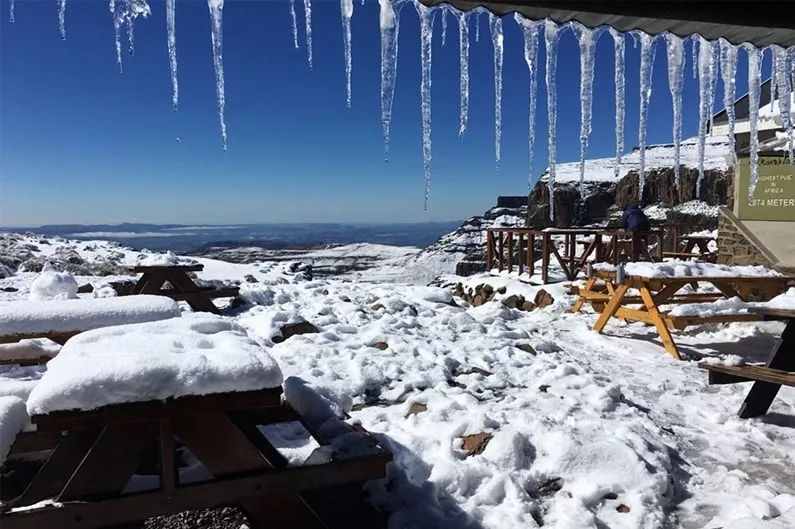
0,339,62,364
0,295,181,340
0,396,27,465
26,314,283,415
623,261,781,279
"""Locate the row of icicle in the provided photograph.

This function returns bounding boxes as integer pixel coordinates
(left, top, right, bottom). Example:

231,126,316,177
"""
9,0,795,216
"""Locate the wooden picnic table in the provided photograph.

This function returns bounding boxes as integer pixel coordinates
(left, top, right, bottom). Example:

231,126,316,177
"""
702,307,795,418
664,234,717,262
1,388,392,529
131,264,239,314
574,270,793,360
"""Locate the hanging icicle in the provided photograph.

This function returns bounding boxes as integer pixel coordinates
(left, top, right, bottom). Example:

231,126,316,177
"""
415,0,433,210
696,36,715,198
108,0,151,73
474,10,480,43
609,28,625,180
289,0,299,49
515,15,541,187
304,0,313,68
110,0,123,72
455,10,470,136
636,31,655,201
340,0,354,107
489,13,503,168
665,33,685,190
719,39,739,157
441,7,447,47
570,22,601,196
378,0,400,160
9,0,14,23
545,19,561,221
208,0,228,150
745,44,762,202
691,34,698,79
773,46,794,162
771,47,779,107
58,0,66,39
708,41,718,131
166,0,178,111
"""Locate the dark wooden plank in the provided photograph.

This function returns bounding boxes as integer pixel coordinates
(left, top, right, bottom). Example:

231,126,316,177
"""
9,431,61,455
739,319,795,418
302,482,387,529
59,422,158,501
703,364,795,386
229,411,289,469
159,418,177,494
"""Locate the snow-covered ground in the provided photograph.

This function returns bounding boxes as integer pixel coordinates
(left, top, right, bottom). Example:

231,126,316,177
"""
0,234,794,529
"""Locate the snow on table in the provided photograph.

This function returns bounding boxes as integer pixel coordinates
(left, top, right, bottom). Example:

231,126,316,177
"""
0,396,27,465
26,314,283,415
764,288,795,311
623,261,782,279
0,295,181,337
0,338,61,363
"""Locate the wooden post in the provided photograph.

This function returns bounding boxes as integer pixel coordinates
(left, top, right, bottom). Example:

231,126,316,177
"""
507,232,514,274
485,231,494,271
541,232,550,284
518,233,524,275
528,231,535,277
497,231,504,271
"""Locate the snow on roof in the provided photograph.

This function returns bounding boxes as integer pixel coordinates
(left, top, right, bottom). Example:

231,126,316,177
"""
26,314,284,415
0,295,181,337
0,396,27,465
541,135,732,184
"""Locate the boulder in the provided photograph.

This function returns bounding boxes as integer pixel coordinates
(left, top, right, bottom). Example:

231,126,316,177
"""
534,289,555,308
274,321,320,343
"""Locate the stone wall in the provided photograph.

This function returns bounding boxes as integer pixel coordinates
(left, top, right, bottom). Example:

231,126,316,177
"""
716,208,773,267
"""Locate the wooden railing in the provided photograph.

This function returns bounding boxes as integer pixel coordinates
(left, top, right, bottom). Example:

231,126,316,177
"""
486,227,666,283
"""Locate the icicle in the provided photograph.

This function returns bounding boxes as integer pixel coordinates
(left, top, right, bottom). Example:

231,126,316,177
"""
545,19,561,221
708,41,718,131
637,31,655,201
696,36,716,198
415,1,433,210
208,0,228,150
771,47,778,106
665,33,685,189
745,44,762,201
719,39,738,157
691,35,698,79
773,46,794,162
110,0,123,72
571,22,600,196
166,0,178,110
289,0,299,48
304,0,313,68
441,7,447,47
456,10,470,136
378,0,400,159
609,28,625,180
340,0,354,107
489,13,503,168
516,15,540,187
9,0,14,23
109,1,151,73
58,0,66,39
474,10,480,43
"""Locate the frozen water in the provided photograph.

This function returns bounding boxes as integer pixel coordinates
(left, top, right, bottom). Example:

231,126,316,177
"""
571,22,601,195
474,9,480,43
379,0,400,159
719,39,739,158
208,0,227,150
609,28,625,180
289,0,299,48
58,0,66,39
697,36,716,198
341,0,354,107
440,6,447,46
166,0,178,110
303,0,313,68
773,46,794,161
415,0,433,209
771,47,779,107
636,31,655,200
455,10,470,136
9,0,14,23
665,33,685,189
108,1,151,72
545,19,561,220
515,14,540,186
745,44,762,201
489,13,503,168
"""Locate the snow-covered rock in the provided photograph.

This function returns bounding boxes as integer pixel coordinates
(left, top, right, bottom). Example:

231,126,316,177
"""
28,264,78,301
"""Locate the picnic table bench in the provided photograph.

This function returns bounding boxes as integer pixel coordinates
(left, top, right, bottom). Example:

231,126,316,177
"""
573,269,793,360
131,264,239,314
702,307,795,418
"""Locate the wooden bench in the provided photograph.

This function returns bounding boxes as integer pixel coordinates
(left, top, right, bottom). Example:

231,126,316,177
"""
702,307,795,418
131,264,240,314
0,388,392,529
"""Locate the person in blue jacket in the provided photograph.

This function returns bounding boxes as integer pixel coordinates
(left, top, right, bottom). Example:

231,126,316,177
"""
622,205,651,232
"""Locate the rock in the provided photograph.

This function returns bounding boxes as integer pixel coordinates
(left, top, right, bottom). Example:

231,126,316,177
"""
340,295,351,302
534,289,555,308
244,274,258,283
535,477,564,497
616,504,631,513
496,286,507,294
521,300,537,311
370,303,385,311
516,343,537,355
538,384,550,393
372,341,389,350
460,432,493,457
501,294,525,309
1,286,18,292
77,283,94,294
482,284,494,298
472,294,484,306
274,321,320,343
404,402,427,418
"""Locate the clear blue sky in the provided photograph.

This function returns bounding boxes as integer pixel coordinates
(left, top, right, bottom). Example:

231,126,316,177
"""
0,0,766,225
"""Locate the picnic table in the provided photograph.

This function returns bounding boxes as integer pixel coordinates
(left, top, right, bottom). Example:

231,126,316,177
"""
664,234,717,262
573,269,793,360
702,307,795,418
131,264,239,314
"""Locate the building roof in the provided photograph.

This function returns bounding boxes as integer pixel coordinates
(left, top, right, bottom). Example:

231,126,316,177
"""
420,1,795,47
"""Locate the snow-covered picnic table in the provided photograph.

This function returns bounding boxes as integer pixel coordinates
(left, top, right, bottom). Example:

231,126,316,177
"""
1,314,392,529
574,262,794,359
130,264,239,314
0,295,181,364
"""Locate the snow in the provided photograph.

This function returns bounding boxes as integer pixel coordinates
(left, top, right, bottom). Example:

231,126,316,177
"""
137,249,182,266
26,313,283,415
0,338,61,363
668,297,750,317
624,260,781,279
765,287,795,310
0,295,180,336
0,396,27,465
29,265,78,301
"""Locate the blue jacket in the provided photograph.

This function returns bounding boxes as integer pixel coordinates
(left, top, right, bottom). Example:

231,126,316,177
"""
622,206,651,232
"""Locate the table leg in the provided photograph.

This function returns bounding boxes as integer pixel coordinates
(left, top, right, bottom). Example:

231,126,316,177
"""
571,277,596,314
593,284,629,333
542,234,550,284
639,286,681,360
739,319,795,418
